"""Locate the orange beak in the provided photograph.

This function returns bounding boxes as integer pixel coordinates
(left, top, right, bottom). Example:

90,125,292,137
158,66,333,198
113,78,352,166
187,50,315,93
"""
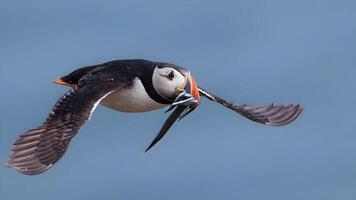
53,79,76,88
185,74,200,105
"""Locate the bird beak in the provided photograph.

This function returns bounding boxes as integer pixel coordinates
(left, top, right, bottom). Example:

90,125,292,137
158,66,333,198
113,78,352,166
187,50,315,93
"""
53,79,76,88
185,74,201,105
176,73,200,106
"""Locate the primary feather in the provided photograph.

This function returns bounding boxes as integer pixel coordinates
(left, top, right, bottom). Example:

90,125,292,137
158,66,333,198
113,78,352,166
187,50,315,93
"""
198,87,302,126
6,68,133,175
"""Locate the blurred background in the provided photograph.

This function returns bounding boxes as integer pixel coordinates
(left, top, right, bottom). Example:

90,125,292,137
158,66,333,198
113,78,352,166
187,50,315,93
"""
1,0,355,200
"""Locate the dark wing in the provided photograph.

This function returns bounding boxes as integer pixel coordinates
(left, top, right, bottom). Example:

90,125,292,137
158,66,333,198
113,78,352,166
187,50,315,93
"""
6,70,133,175
199,87,302,126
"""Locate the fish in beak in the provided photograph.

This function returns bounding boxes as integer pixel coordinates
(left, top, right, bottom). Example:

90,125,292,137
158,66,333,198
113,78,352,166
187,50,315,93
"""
145,74,200,152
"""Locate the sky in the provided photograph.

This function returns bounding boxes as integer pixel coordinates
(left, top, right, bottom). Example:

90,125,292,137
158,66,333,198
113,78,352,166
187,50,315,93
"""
1,0,356,200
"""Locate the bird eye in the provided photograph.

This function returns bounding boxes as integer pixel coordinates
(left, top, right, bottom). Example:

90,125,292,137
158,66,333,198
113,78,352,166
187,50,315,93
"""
167,71,175,80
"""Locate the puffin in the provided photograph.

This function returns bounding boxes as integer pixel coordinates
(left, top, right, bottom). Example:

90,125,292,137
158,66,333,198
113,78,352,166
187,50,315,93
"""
5,59,303,175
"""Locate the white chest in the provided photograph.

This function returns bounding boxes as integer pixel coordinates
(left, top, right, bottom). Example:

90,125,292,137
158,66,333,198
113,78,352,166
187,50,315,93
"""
100,78,167,112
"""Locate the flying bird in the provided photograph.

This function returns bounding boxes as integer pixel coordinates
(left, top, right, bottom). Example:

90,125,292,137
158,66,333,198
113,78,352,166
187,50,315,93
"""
6,59,303,175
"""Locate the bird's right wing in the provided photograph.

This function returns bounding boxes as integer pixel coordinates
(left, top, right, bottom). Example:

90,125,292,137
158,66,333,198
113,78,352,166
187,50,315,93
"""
198,87,302,126
6,70,134,175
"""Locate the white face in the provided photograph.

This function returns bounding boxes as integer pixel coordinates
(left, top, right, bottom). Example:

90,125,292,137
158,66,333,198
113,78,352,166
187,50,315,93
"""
152,66,187,100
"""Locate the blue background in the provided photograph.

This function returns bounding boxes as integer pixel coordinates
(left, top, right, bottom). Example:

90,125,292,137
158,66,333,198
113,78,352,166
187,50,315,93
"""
1,1,355,199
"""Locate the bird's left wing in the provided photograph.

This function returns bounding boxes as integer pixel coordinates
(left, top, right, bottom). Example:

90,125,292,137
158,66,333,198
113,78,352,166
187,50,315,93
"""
199,87,302,126
6,70,134,175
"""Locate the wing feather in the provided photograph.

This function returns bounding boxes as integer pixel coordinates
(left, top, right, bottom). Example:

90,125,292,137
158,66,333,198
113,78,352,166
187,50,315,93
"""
6,70,133,175
199,87,302,126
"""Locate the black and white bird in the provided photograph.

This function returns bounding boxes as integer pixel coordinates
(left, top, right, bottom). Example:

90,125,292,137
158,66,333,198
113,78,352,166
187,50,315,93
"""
6,59,303,175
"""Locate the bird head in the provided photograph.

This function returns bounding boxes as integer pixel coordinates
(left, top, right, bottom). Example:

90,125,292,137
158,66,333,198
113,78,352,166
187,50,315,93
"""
152,64,200,106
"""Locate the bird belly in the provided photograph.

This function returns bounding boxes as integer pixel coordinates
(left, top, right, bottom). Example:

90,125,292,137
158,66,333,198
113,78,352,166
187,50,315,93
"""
100,78,167,112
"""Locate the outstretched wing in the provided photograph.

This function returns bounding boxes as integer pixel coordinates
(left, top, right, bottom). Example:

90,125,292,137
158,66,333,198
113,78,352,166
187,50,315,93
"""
6,70,133,175
199,87,302,126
